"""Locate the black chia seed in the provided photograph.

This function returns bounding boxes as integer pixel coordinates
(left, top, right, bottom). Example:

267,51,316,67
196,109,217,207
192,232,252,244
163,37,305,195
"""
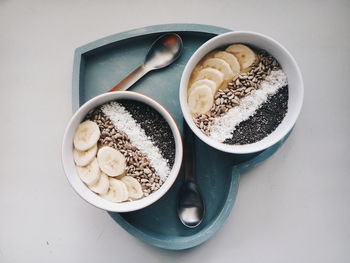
119,100,175,168
224,85,289,145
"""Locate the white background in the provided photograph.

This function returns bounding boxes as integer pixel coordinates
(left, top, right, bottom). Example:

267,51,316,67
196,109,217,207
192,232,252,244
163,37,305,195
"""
0,0,349,262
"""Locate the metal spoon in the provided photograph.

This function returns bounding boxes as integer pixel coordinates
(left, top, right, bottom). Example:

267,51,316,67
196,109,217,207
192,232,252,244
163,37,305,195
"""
110,33,183,92
177,121,205,228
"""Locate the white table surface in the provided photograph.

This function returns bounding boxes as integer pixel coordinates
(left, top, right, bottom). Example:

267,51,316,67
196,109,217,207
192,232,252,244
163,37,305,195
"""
1,0,349,262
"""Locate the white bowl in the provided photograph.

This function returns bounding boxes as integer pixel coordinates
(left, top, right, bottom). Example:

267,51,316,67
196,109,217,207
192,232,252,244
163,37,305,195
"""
62,91,183,212
179,31,303,154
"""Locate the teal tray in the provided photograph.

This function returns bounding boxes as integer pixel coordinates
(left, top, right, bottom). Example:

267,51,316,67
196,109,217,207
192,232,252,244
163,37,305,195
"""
72,23,291,250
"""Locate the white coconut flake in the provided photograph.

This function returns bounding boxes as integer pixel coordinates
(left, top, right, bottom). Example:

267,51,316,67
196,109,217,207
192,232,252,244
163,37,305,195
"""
102,102,171,181
209,70,288,142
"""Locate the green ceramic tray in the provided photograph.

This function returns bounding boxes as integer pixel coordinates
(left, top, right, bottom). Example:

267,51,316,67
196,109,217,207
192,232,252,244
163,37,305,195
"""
72,23,291,250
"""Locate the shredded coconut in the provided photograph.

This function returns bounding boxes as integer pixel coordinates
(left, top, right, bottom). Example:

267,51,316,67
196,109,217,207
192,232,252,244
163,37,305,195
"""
209,70,288,142
102,102,171,181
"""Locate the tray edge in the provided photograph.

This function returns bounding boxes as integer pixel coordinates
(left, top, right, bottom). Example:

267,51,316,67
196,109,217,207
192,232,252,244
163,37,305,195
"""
70,23,294,251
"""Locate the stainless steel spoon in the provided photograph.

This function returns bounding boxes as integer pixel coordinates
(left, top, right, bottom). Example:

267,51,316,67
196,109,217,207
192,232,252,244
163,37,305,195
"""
177,121,205,228
110,33,183,92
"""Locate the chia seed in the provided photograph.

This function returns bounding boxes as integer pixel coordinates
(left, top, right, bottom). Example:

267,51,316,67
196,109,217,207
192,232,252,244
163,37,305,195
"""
119,100,175,168
224,85,289,145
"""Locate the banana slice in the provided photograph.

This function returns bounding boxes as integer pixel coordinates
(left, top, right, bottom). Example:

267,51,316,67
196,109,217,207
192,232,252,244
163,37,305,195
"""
73,120,100,151
225,44,257,70
97,146,126,177
213,51,241,73
101,178,128,203
88,172,109,194
202,58,234,81
73,144,98,166
189,79,217,95
193,68,224,88
188,85,213,114
121,176,143,199
76,158,100,186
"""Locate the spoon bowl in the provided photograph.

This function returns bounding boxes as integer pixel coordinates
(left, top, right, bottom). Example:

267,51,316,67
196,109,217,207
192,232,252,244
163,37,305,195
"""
178,181,204,228
145,33,183,69
110,33,183,92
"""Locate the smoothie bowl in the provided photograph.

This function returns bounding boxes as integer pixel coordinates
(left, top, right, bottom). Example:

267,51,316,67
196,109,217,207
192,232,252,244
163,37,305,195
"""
180,31,303,154
62,91,183,212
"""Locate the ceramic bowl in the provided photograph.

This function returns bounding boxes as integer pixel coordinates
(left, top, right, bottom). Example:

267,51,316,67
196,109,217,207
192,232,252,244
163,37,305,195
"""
62,91,183,212
179,31,303,154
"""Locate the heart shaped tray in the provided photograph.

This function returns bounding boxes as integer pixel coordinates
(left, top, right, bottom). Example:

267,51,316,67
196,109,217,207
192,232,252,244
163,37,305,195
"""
72,23,291,250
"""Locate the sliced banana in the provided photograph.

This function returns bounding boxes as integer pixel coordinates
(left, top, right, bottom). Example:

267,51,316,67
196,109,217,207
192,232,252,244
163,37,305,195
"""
121,176,143,199
202,58,234,81
73,144,97,166
76,158,100,186
88,172,109,195
97,146,126,177
189,79,217,95
191,64,204,77
193,68,224,89
225,44,257,70
73,120,100,151
213,51,241,73
188,85,213,114
101,178,128,203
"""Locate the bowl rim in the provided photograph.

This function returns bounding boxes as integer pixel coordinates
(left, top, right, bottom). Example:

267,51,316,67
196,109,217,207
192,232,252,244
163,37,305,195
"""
62,91,183,212
179,30,304,154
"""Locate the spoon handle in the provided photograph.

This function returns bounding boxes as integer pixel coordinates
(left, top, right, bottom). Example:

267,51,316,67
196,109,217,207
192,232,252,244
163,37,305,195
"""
109,64,150,92
183,121,196,182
